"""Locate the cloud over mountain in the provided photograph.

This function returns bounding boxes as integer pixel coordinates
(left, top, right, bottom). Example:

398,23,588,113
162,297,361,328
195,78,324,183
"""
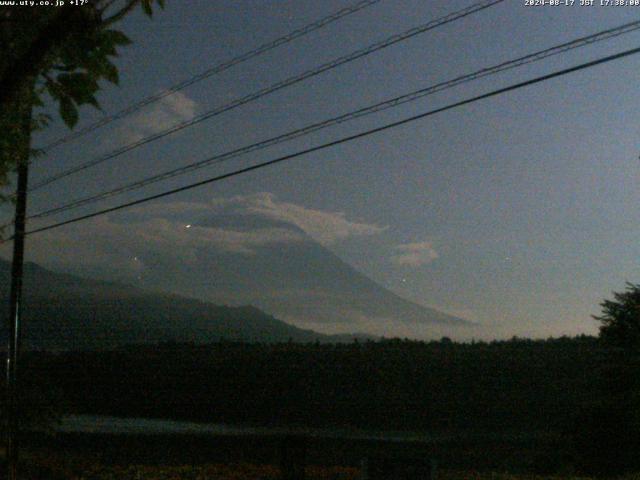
1,194,470,340
209,192,388,245
391,241,439,267
11,193,385,274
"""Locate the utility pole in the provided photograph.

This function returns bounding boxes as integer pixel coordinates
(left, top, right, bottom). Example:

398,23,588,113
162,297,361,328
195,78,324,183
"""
5,93,32,480
5,159,29,480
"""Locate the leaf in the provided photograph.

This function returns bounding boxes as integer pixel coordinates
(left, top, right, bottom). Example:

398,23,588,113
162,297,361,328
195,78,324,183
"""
81,53,120,86
57,72,91,89
45,79,64,100
101,61,119,85
59,97,78,128
102,29,131,47
86,94,101,110
141,0,153,16
32,93,44,108
57,72,99,104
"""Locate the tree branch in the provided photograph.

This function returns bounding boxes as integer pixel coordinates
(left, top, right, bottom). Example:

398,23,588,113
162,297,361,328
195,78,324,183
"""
103,0,140,27
98,0,120,16
0,9,88,112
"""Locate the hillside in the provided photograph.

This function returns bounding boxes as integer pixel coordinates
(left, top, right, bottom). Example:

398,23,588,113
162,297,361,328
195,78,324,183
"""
0,260,368,350
84,213,471,338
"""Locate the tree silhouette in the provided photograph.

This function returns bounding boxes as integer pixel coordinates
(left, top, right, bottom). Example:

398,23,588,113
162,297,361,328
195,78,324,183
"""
0,2,166,466
0,0,165,199
594,282,640,349
573,282,640,475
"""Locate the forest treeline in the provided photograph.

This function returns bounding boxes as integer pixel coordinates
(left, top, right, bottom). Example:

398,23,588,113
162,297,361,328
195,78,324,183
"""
10,334,640,474
22,336,604,433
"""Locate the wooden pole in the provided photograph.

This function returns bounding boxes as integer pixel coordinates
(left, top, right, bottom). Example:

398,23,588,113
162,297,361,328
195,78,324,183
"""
5,157,29,480
5,89,32,480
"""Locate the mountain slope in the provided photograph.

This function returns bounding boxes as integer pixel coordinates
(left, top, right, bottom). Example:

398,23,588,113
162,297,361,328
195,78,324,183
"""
0,260,364,350
127,214,471,338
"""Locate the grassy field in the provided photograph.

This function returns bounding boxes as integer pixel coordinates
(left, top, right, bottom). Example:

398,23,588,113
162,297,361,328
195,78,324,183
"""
5,446,640,480
7,447,640,480
13,459,640,480
4,432,637,479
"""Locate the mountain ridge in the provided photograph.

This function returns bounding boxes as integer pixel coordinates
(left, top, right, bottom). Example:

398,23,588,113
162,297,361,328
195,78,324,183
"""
125,213,471,338
0,259,374,350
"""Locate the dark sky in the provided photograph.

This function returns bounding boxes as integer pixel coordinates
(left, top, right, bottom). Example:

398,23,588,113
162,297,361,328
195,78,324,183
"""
2,0,640,339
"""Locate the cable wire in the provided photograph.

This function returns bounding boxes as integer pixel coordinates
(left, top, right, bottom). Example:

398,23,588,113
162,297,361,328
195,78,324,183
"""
37,0,383,153
29,0,505,192
18,44,640,239
26,19,640,221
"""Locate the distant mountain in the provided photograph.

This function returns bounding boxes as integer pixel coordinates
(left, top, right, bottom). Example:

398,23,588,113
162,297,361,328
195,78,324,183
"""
0,260,370,350
113,214,471,338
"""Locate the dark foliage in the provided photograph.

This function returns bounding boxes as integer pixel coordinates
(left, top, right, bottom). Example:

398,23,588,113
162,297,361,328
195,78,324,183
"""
13,336,601,434
0,0,164,201
571,283,640,476
594,282,640,349
9,335,640,474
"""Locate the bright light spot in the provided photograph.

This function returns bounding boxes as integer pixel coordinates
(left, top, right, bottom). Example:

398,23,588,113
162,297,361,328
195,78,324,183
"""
185,224,192,229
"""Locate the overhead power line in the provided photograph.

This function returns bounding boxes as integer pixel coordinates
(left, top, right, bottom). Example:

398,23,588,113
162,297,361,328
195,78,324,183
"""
25,18,640,221
29,0,505,192
18,44,640,239
37,0,383,153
